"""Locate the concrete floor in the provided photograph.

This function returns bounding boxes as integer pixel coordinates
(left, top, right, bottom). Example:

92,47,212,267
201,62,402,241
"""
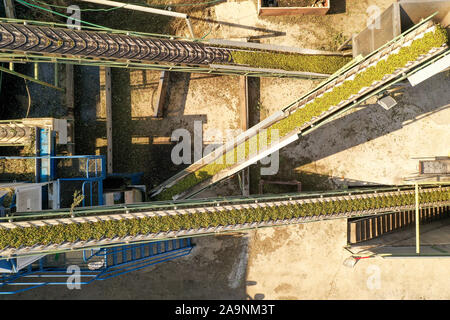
246,219,450,300
2,0,450,299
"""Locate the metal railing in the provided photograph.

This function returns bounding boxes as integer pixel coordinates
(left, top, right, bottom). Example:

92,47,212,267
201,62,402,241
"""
0,238,193,294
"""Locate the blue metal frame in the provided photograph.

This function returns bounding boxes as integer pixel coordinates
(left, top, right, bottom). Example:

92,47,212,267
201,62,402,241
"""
58,155,106,206
0,155,106,207
34,128,56,183
0,238,193,294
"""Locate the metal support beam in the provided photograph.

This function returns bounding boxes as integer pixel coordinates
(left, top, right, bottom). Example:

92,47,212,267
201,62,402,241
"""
239,76,249,131
65,64,75,155
185,18,195,38
153,71,170,119
3,0,15,18
239,75,250,196
104,67,113,174
3,0,15,72
34,63,38,80
0,65,63,91
54,64,58,87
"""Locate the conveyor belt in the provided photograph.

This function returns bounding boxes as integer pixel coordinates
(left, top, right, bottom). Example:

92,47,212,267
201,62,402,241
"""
0,20,351,78
150,19,449,200
0,185,448,257
0,124,34,145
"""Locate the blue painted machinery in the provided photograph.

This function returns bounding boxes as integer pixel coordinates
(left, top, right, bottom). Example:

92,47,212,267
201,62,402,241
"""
0,155,106,212
0,238,193,294
35,127,56,183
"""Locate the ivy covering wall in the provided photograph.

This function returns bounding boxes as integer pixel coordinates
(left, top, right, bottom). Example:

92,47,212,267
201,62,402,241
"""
156,26,448,200
0,188,448,249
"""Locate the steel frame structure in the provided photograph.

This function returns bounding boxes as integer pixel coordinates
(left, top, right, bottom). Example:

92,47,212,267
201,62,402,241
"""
0,17,335,79
0,183,448,258
0,238,193,294
150,15,449,200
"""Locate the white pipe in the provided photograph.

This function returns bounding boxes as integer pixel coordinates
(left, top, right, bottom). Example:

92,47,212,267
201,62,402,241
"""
79,0,188,19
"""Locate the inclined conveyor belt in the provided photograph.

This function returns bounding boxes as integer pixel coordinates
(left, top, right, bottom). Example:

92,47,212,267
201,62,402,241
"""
150,19,449,200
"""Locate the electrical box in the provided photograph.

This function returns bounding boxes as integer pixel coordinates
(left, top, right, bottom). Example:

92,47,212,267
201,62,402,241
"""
16,185,42,212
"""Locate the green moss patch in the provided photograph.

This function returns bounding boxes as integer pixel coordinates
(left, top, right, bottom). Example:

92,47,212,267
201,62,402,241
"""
1,189,448,249
156,25,448,200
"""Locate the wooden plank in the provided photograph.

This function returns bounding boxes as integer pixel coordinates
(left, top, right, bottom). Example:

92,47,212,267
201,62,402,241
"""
153,71,170,118
239,75,249,131
365,219,371,240
360,220,367,241
349,221,358,243
355,221,361,242
105,67,113,174
368,218,374,239
384,214,390,233
378,215,384,234
392,212,397,229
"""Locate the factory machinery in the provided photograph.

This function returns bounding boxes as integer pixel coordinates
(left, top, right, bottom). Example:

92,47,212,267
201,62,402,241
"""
0,118,106,213
0,17,348,79
0,1,449,293
0,122,191,293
